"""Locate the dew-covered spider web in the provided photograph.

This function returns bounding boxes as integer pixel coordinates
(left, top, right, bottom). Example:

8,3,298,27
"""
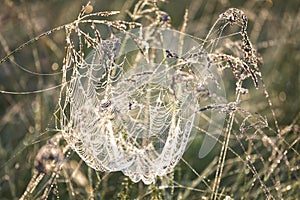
0,1,299,199
59,25,227,184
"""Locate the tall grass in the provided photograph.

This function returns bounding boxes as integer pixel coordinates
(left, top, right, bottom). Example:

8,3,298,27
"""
0,0,299,199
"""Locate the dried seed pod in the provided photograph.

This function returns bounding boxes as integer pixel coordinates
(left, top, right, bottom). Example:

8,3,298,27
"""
34,139,64,174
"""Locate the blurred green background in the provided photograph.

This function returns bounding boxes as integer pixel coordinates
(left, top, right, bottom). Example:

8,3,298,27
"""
0,0,299,199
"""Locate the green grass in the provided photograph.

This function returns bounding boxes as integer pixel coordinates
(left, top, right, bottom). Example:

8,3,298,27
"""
0,0,299,199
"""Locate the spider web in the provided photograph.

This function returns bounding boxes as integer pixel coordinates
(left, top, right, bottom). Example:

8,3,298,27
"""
59,25,227,184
